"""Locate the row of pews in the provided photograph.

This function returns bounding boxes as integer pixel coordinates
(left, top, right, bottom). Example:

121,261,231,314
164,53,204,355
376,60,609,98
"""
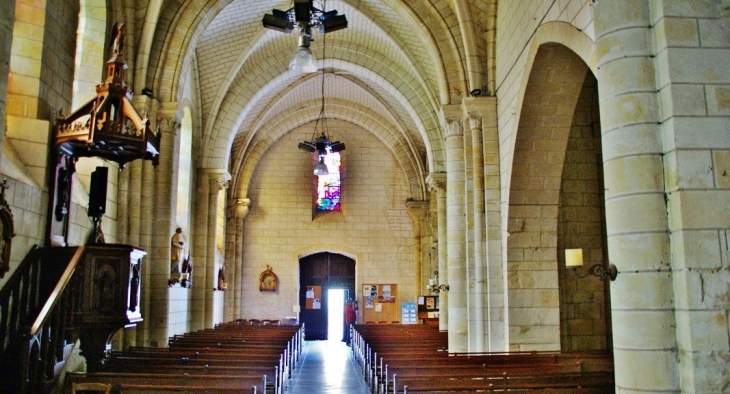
65,320,303,394
352,324,615,394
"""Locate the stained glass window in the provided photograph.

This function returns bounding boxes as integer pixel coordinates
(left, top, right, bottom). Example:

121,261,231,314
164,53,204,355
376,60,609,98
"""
316,152,341,211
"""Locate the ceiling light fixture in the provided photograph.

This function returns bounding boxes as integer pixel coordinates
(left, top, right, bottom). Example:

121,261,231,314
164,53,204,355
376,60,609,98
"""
294,15,345,175
262,0,348,74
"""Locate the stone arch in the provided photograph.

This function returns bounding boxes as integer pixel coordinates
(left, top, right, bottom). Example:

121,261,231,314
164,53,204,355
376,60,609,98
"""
204,50,441,175
231,106,427,203
506,43,590,351
502,22,597,207
147,0,233,101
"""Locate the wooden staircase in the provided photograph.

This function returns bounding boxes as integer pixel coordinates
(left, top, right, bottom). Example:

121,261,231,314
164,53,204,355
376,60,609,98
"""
0,244,145,394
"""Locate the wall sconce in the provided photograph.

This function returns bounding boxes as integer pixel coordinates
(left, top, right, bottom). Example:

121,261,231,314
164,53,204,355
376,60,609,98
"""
426,270,450,292
565,248,618,281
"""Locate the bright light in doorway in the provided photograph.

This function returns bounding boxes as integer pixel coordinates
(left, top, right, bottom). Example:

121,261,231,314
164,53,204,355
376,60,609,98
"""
327,289,345,340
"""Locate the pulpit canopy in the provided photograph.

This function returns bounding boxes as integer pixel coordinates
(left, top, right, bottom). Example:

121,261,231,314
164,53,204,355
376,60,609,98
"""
54,23,160,168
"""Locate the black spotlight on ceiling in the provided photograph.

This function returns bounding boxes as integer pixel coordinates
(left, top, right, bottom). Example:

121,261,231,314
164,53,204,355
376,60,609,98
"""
297,141,316,153
262,10,294,33
329,141,345,153
262,0,348,73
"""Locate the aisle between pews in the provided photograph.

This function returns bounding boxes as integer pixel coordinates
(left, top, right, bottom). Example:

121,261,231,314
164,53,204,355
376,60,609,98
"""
286,340,369,394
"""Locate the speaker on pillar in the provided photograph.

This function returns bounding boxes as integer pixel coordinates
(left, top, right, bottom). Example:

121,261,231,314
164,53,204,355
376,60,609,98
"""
88,167,108,218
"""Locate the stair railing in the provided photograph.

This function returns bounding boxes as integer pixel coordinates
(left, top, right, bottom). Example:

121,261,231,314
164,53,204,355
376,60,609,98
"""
0,246,85,394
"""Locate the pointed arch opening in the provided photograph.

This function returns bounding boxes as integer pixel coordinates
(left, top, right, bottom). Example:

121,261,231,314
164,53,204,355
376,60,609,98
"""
506,43,610,352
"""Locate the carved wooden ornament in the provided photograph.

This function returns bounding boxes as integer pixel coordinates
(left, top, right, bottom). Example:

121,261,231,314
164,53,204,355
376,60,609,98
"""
259,265,277,292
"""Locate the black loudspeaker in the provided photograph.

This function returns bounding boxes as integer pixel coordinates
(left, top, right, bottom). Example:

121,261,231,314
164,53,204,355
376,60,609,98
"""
88,166,108,217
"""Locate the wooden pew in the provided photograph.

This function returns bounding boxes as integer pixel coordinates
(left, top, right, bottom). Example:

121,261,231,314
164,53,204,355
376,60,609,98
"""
397,372,615,393
353,324,615,394
66,322,303,394
66,371,266,393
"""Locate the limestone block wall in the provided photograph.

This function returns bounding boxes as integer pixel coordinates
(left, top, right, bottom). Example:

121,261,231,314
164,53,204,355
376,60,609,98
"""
0,178,47,288
241,120,415,321
0,0,12,149
1,0,107,288
557,76,609,351
650,1,730,390
38,0,79,120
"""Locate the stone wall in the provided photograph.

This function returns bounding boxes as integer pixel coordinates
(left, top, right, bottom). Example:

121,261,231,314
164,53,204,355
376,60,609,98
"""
241,119,415,321
557,75,609,351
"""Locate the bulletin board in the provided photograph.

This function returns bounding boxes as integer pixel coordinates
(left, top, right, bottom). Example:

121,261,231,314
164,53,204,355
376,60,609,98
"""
305,285,322,310
361,284,398,323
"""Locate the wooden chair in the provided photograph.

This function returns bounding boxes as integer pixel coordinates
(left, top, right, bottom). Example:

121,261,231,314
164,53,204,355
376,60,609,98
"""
71,382,112,394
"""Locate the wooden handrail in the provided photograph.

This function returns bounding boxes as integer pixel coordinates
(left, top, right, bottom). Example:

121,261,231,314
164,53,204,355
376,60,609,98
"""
29,246,85,335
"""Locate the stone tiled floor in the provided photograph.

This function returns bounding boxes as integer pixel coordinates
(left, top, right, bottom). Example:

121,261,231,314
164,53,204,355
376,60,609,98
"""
286,340,370,394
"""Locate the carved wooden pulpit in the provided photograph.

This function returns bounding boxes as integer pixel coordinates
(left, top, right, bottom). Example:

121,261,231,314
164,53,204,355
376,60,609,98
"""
78,244,145,369
48,23,157,369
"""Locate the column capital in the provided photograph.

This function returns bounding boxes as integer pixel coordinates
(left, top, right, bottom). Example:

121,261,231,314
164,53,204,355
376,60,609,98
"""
426,172,447,194
156,102,181,135
444,117,463,138
201,168,231,191
440,104,463,138
467,112,482,130
234,198,251,219
405,199,429,222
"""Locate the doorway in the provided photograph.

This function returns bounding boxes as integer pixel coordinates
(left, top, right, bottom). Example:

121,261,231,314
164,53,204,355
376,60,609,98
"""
299,252,355,340
327,289,345,341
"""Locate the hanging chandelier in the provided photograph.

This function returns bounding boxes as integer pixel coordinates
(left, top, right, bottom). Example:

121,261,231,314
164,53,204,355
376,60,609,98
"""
295,28,344,175
262,0,348,73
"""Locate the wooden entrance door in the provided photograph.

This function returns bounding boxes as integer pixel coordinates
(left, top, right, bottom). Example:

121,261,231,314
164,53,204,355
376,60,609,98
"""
299,252,355,340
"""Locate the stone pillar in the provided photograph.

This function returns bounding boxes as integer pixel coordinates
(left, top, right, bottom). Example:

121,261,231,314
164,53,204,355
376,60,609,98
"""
463,96,501,351
482,98,503,351
205,169,229,328
120,96,161,346
594,1,678,392
426,172,447,331
466,110,486,352
443,106,467,351
148,103,180,344
190,171,210,332
232,198,250,320
406,200,429,299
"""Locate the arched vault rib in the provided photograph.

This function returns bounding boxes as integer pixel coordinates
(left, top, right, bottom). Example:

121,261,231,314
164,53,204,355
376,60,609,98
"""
148,0,470,124
199,31,440,167
232,102,426,202
228,74,428,194
392,0,468,103
149,0,230,102
202,49,442,174
193,0,451,131
133,0,164,95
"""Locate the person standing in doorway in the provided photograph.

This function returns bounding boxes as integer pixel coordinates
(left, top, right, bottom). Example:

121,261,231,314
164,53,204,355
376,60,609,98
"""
343,299,358,345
